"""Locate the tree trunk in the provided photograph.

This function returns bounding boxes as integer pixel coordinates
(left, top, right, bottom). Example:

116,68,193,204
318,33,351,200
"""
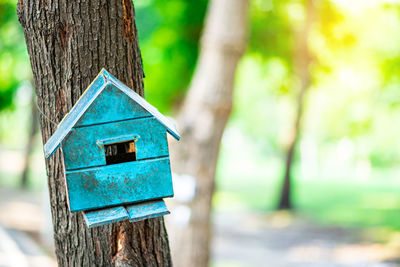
17,1,172,266
278,0,315,210
20,91,38,189
169,0,248,266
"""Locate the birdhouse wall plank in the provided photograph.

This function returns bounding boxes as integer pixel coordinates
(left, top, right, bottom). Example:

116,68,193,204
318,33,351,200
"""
65,157,173,212
75,84,151,127
62,117,169,171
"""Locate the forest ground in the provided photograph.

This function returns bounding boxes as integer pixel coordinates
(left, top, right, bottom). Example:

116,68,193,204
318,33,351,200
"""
0,188,399,267
212,211,400,266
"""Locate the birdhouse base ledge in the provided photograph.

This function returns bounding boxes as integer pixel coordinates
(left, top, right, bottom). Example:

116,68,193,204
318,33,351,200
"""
83,199,170,228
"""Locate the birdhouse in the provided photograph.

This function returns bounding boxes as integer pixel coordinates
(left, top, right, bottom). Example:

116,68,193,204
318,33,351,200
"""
44,69,180,228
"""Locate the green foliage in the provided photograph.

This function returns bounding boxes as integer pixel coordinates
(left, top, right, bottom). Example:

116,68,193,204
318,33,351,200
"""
135,0,208,113
0,0,30,110
0,0,400,233
231,0,400,169
249,0,293,62
0,0,208,113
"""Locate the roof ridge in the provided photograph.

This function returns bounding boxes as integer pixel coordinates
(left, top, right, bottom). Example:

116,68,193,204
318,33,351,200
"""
44,69,180,159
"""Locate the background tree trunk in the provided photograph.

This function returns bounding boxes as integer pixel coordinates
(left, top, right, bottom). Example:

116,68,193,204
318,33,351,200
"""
169,0,248,266
278,0,315,210
17,1,172,266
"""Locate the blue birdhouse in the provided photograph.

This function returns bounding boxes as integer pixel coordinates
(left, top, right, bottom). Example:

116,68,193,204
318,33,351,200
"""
44,69,180,228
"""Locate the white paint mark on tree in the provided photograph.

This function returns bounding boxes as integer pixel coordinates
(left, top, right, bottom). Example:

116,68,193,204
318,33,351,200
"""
172,173,196,203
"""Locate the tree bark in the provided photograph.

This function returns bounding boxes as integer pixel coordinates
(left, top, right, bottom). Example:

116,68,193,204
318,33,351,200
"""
169,0,248,266
278,0,315,210
20,91,38,189
17,1,172,266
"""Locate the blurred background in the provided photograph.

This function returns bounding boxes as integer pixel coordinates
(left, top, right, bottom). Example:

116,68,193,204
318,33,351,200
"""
1,0,400,266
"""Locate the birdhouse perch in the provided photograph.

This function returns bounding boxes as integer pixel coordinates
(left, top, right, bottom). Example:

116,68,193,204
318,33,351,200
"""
44,69,180,228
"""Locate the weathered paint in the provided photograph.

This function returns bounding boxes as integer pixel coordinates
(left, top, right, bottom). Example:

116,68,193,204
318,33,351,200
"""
43,69,179,224
96,134,139,147
66,157,174,212
83,206,129,228
75,84,150,127
62,117,169,170
126,199,170,223
82,200,169,228
107,73,180,141
44,68,180,158
43,70,107,158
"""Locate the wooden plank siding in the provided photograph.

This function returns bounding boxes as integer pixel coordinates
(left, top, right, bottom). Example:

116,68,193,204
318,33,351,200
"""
66,157,174,212
62,117,169,170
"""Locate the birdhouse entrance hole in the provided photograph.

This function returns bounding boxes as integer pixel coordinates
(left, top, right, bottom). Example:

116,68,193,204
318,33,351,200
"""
105,140,136,165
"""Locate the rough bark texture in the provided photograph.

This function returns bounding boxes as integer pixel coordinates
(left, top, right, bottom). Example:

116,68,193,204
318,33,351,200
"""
21,92,39,189
17,1,172,266
169,0,249,266
278,0,315,210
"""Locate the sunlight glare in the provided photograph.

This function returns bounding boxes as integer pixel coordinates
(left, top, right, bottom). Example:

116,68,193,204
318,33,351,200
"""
331,0,379,15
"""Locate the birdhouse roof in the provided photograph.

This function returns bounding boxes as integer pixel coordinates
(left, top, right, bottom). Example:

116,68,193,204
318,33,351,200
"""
44,69,180,158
